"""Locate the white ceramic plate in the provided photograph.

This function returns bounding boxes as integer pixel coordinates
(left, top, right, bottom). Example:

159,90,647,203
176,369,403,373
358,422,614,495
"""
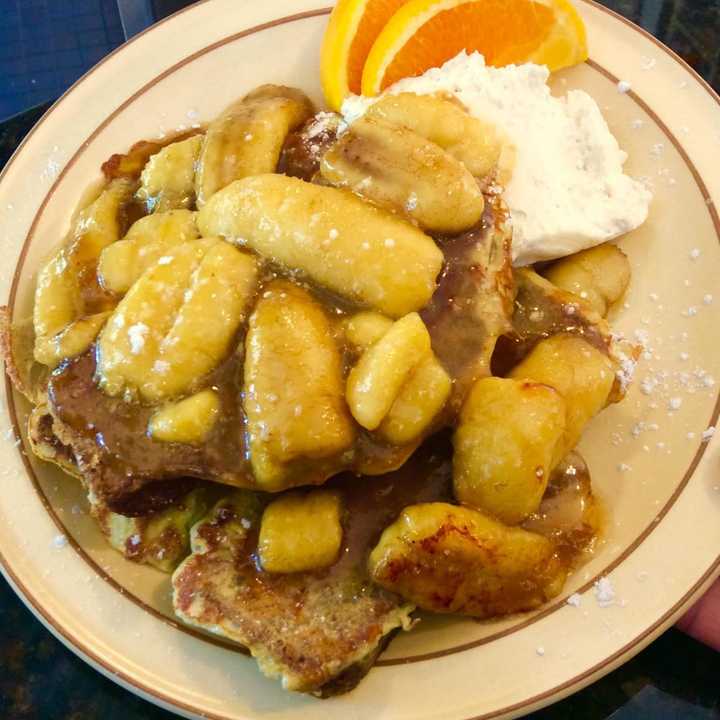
1,1,719,718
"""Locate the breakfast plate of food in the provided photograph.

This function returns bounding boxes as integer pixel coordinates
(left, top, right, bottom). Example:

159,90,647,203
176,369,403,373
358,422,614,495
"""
0,0,718,718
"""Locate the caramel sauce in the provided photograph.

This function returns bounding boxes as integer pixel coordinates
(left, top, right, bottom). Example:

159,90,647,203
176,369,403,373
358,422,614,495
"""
224,437,598,584
48,350,250,513
224,436,454,590
333,443,598,578
278,115,340,182
327,437,453,575
524,451,602,568
492,271,610,376
421,192,513,413
101,130,203,183
47,333,427,513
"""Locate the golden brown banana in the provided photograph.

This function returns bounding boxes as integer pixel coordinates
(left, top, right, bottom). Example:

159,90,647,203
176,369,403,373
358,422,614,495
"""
195,85,313,206
97,209,199,294
368,503,566,617
258,490,343,573
346,312,430,431
453,377,567,524
367,92,505,179
543,243,631,317
244,281,355,490
148,389,221,444
34,311,111,367
378,356,451,445
321,115,484,234
509,334,616,457
137,134,203,212
33,179,133,366
197,174,443,317
97,239,258,402
342,310,451,443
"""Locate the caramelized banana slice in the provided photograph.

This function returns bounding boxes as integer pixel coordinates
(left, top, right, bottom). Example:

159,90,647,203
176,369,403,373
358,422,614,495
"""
321,115,484,234
258,490,343,573
34,311,111,367
198,174,443,317
342,311,393,350
379,357,451,445
244,281,355,490
33,178,134,366
343,311,451,443
366,93,504,179
543,244,631,317
149,389,220,444
34,251,82,360
509,334,615,457
97,239,258,402
347,312,430,431
98,209,199,294
137,134,203,212
369,503,566,617
523,451,602,560
453,377,567,525
195,84,313,206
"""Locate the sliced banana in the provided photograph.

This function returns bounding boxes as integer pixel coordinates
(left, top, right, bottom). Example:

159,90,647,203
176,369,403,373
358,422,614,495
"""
197,174,443,318
98,209,199,294
34,311,111,367
149,389,221,444
366,92,505,179
97,239,259,402
137,134,203,213
346,312,430,431
321,115,484,234
244,281,355,490
378,356,451,445
343,310,451,442
33,179,133,366
195,85,313,206
368,502,566,617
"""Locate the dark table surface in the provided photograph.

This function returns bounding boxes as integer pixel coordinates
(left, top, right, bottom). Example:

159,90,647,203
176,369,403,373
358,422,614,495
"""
1,1,720,718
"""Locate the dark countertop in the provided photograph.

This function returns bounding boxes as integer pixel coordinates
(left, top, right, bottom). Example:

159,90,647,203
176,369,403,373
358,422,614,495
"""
1,1,719,719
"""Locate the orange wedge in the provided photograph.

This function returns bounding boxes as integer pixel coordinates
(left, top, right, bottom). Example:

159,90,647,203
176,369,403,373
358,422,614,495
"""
360,0,588,96
321,0,411,111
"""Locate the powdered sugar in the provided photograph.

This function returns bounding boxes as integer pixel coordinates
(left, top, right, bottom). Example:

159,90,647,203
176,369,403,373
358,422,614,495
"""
594,577,616,607
566,593,582,608
127,323,149,355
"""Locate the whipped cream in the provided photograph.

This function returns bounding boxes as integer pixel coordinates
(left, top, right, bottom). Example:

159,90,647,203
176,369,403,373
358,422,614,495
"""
342,52,652,265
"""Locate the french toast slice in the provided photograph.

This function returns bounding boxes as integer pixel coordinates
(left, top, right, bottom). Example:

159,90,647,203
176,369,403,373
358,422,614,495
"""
27,400,213,571
26,396,214,571
0,312,213,573
172,440,453,693
0,306,48,403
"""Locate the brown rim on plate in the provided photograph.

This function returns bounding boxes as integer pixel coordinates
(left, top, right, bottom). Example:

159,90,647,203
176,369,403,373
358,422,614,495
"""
0,2,718,717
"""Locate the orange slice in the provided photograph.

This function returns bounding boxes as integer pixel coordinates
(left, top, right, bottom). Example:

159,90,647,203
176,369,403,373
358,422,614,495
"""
360,0,588,96
321,0,410,111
